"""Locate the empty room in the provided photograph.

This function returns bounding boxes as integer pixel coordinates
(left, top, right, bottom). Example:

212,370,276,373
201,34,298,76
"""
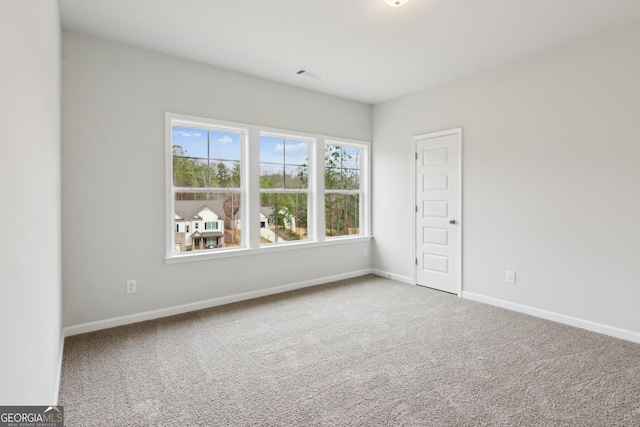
1,0,639,425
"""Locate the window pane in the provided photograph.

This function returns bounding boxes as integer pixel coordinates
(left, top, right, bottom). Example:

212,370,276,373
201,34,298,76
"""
173,154,210,187
284,164,308,189
173,126,208,157
209,161,241,188
325,167,361,190
260,136,284,164
172,127,241,188
259,193,308,244
260,136,309,189
324,144,341,168
209,130,241,161
260,164,284,188
343,147,361,190
324,166,341,190
342,147,361,170
344,168,360,190
284,139,309,166
324,145,361,190
174,192,241,252
325,194,360,237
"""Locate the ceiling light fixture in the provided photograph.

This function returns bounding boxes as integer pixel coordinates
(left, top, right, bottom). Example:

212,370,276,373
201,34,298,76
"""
384,0,410,7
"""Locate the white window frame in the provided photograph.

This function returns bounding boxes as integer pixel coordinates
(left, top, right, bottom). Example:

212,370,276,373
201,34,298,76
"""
259,131,315,245
324,140,370,239
165,112,371,264
166,113,248,259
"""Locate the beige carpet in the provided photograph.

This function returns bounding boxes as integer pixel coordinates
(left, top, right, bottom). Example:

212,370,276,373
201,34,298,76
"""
59,275,640,426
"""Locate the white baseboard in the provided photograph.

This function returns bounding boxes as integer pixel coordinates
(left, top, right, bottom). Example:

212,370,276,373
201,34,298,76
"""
462,291,640,344
371,269,413,285
64,269,373,337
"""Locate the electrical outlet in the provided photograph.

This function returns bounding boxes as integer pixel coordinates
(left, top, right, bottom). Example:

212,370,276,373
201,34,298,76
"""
126,279,137,294
506,270,516,284
363,247,368,257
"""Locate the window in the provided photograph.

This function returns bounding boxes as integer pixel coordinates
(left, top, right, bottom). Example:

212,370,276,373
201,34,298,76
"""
260,134,310,244
169,116,244,254
205,237,219,248
325,143,363,237
166,113,369,261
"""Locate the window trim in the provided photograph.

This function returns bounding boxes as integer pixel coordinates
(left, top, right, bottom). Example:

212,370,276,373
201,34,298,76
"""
166,113,249,258
166,112,371,263
165,235,372,264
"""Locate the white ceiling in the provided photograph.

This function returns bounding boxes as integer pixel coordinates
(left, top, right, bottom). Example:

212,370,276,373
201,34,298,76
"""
59,0,640,104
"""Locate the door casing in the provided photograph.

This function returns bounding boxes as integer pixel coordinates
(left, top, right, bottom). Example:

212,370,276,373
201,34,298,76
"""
412,128,462,296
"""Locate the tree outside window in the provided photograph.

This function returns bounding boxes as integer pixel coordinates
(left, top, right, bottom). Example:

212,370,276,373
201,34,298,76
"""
325,144,361,237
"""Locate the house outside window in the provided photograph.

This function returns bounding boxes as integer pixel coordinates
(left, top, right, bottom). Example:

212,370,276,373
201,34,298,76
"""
259,134,310,245
166,113,370,262
169,115,244,254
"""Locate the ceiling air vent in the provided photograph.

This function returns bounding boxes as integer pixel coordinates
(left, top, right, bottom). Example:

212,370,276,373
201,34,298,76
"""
295,69,326,81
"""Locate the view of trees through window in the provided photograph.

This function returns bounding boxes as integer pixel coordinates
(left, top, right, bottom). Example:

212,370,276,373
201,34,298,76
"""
172,127,242,252
325,144,361,237
260,136,309,244
169,118,366,256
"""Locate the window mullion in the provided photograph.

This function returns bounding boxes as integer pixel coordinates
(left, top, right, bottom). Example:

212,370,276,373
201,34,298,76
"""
324,190,360,195
363,144,371,236
315,137,326,242
247,127,261,249
177,187,242,193
260,188,309,194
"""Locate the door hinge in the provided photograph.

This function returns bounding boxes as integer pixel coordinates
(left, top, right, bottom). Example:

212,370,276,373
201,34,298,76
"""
415,258,418,265
415,205,418,213
415,152,418,160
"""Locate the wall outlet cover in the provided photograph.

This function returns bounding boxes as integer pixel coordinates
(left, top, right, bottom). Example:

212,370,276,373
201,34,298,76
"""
506,270,516,284
126,279,137,293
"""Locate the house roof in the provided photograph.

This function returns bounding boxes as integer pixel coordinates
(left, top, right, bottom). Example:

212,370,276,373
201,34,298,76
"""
232,207,271,220
175,200,226,220
200,231,224,238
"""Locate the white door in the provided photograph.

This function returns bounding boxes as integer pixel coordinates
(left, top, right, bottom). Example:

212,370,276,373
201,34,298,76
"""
414,129,461,295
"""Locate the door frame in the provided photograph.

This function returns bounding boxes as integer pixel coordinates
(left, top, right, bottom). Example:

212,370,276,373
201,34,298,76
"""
412,127,463,296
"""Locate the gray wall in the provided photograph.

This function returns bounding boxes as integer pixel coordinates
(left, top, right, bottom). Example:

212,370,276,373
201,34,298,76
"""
372,24,640,334
62,31,372,327
0,1,62,404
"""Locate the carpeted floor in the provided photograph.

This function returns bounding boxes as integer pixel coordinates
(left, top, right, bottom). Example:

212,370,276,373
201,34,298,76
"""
59,275,640,426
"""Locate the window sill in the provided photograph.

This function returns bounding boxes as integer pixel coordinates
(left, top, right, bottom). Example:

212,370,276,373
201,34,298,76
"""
165,235,372,264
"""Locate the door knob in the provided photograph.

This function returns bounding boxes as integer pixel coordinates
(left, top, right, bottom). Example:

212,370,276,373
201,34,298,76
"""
449,219,457,224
